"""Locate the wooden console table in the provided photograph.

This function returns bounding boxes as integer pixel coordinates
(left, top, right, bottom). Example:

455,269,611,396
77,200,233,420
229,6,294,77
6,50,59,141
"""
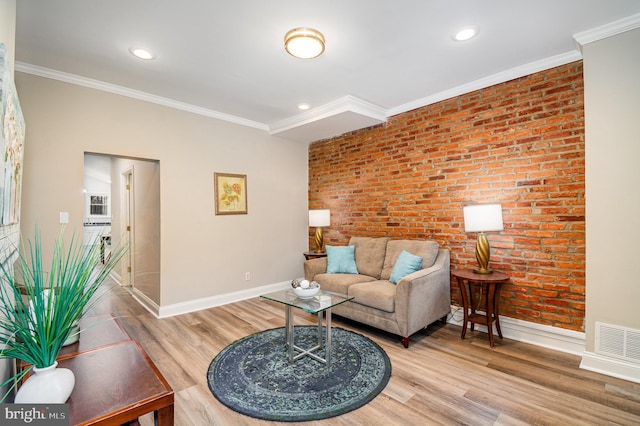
452,269,510,348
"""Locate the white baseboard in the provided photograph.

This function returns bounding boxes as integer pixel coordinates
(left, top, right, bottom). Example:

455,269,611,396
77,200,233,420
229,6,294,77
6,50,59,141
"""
109,271,162,317
448,307,640,383
109,270,122,285
447,305,586,356
157,281,291,318
126,293,640,383
131,287,161,317
580,351,640,384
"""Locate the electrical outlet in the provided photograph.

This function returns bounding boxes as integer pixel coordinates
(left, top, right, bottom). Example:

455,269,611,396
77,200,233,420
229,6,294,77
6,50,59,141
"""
245,272,251,281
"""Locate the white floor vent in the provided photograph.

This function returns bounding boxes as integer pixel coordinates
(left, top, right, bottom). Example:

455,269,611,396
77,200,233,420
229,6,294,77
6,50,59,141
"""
595,322,640,364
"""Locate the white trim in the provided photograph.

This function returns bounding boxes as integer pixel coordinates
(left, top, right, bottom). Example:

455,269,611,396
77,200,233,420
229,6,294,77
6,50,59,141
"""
268,95,387,136
109,270,161,317
157,280,291,318
109,270,122,285
14,62,269,131
580,351,640,384
16,50,586,142
449,305,640,383
573,13,640,51
387,51,582,118
130,287,161,318
448,305,585,356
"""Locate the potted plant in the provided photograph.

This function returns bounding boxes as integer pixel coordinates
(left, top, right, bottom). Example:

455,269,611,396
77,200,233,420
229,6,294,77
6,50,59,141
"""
0,227,125,403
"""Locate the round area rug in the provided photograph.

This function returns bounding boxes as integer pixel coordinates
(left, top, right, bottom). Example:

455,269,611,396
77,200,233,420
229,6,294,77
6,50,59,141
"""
207,326,392,422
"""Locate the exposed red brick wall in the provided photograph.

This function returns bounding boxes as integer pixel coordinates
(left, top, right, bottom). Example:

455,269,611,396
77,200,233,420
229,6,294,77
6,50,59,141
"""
308,62,585,331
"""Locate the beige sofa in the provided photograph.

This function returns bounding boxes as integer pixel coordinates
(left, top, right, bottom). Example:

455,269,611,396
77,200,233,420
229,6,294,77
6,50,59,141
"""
304,237,450,348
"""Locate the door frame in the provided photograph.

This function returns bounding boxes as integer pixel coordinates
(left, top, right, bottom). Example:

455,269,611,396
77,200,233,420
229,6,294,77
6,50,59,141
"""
121,167,135,287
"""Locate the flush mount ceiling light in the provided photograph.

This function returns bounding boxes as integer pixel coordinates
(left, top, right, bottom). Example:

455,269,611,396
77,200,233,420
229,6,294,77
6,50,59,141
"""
284,28,325,59
453,26,478,41
297,103,311,110
129,47,155,60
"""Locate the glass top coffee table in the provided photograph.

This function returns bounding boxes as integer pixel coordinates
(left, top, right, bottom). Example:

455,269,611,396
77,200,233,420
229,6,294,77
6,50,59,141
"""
260,288,354,366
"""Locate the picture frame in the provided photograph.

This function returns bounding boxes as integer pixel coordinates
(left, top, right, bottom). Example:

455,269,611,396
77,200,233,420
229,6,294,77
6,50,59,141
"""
214,172,247,215
0,43,25,226
0,43,25,264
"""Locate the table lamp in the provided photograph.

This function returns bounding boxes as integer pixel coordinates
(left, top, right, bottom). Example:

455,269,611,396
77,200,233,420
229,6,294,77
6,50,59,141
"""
463,203,503,274
309,209,330,253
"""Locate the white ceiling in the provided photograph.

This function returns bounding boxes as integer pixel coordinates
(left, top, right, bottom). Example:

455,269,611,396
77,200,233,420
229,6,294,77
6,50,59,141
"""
14,1,640,143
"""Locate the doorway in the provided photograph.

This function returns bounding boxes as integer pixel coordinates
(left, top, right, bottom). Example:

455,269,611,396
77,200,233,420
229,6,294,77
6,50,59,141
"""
83,153,161,310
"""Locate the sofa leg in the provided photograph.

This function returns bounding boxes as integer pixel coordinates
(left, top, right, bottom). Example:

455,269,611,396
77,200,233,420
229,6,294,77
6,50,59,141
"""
402,337,409,348
441,315,448,324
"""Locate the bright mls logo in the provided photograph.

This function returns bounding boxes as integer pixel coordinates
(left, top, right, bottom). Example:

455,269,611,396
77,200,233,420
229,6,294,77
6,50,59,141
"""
1,404,69,425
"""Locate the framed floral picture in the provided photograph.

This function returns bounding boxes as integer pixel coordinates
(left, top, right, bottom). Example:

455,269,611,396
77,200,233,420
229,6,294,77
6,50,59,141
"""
214,172,247,215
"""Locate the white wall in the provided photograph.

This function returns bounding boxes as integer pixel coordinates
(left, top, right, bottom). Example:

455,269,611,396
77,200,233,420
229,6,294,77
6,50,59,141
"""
15,72,309,311
582,27,640,380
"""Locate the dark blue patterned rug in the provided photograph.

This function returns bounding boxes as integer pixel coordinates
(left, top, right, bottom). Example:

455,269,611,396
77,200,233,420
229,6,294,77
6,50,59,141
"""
207,326,392,422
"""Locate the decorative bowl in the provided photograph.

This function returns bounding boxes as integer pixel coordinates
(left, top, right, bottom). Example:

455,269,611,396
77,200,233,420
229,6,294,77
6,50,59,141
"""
293,283,320,299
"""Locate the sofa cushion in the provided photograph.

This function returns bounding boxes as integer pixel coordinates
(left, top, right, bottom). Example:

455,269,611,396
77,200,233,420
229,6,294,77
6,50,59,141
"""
348,237,389,279
314,273,376,295
389,250,423,284
348,280,396,313
326,245,358,274
381,240,439,281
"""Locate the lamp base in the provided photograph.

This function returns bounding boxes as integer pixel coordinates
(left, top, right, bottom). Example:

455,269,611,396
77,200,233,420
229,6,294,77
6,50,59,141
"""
474,232,493,275
473,267,494,275
314,227,325,253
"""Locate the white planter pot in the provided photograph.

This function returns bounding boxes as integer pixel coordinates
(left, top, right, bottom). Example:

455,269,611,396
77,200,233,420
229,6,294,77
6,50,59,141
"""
28,289,80,346
14,361,75,403
63,321,80,346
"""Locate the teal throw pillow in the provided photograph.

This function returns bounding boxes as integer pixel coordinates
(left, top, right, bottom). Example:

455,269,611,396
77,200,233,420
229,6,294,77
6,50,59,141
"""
326,245,359,274
389,250,423,284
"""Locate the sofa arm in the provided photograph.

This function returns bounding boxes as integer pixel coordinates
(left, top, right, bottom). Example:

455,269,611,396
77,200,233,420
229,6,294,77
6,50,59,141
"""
304,257,327,281
394,249,451,338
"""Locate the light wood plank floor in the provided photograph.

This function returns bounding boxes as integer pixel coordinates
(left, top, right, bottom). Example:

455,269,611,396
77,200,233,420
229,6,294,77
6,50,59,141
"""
91,283,640,425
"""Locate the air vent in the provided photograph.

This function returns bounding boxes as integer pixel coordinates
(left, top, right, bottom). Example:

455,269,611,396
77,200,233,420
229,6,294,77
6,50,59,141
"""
596,322,640,363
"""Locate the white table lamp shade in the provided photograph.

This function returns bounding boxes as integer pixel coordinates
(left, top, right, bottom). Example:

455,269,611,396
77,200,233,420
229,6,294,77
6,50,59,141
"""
463,204,503,232
309,209,331,227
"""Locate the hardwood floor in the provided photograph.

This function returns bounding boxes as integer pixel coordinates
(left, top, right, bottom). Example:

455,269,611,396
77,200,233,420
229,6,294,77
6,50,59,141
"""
91,282,640,425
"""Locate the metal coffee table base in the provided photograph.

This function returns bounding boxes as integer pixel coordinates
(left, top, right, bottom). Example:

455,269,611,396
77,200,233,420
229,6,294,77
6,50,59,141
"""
285,305,332,366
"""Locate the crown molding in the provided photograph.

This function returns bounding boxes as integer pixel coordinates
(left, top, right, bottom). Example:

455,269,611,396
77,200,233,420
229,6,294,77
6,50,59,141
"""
268,95,387,136
573,13,640,52
14,62,269,131
15,45,590,142
387,50,582,118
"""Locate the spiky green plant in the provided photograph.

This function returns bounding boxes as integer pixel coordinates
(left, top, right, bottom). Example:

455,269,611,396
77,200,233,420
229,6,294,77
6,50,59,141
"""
0,227,126,399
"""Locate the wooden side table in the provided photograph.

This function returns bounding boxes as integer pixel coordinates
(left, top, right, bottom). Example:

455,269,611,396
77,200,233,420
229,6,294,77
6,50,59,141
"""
452,269,510,348
304,251,327,260
17,316,173,424
59,340,174,425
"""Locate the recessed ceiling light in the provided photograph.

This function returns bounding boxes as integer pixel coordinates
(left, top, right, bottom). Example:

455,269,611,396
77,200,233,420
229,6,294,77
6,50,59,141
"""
453,27,478,42
298,103,310,110
129,47,155,60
